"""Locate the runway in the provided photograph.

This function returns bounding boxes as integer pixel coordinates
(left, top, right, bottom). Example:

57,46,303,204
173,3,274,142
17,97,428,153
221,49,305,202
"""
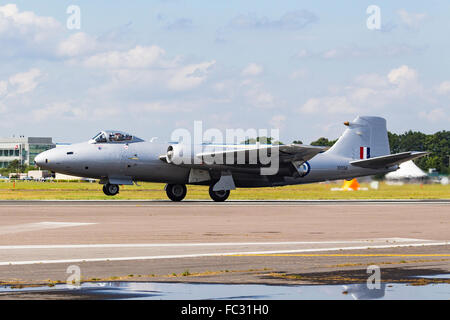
0,200,448,295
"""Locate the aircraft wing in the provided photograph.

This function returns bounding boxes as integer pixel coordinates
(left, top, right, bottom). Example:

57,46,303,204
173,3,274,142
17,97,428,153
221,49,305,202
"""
194,144,328,166
160,144,328,167
350,151,429,169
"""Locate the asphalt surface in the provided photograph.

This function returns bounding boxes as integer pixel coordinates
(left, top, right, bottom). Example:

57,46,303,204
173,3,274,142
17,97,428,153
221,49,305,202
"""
0,200,448,298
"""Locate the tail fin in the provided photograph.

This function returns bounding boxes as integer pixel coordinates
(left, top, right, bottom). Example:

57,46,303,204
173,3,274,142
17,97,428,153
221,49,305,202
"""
327,116,390,159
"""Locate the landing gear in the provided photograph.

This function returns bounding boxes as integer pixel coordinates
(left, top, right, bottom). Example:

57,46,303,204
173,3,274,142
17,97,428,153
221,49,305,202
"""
209,185,230,202
103,183,119,196
165,184,187,201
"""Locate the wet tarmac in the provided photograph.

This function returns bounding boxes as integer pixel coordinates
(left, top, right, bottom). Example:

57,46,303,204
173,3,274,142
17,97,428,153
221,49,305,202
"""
1,277,449,300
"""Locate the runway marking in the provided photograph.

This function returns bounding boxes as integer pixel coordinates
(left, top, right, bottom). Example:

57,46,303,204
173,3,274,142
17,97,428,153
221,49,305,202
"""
0,240,447,266
0,238,430,250
0,222,96,235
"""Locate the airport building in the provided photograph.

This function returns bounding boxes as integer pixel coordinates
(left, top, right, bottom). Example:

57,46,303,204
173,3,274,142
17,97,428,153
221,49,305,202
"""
0,136,55,168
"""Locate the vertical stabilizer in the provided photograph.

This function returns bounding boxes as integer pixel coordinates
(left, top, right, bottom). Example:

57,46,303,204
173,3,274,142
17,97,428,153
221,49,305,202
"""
327,116,390,159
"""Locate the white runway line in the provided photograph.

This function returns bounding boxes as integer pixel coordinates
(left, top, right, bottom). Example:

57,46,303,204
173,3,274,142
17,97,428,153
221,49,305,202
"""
0,238,431,250
0,238,447,266
0,222,96,235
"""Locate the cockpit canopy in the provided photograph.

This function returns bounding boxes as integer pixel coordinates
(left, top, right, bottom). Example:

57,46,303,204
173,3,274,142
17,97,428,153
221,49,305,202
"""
89,130,144,144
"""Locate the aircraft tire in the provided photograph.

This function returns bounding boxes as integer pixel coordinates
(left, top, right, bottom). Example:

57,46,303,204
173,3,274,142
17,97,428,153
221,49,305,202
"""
165,184,187,201
103,183,119,196
208,186,230,202
102,184,110,195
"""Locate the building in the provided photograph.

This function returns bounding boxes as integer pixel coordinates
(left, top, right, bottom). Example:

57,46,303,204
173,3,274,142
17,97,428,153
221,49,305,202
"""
0,136,55,168
27,170,52,180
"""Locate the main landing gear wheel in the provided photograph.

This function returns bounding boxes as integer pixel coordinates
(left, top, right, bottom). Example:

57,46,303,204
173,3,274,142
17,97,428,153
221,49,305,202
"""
209,185,230,202
165,184,187,202
103,183,119,196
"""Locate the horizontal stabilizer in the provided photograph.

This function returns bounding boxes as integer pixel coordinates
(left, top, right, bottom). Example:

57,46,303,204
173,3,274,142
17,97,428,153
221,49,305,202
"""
350,151,429,169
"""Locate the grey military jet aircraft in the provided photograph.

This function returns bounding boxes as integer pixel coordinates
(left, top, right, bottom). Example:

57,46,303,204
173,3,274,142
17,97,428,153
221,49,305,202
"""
35,116,427,202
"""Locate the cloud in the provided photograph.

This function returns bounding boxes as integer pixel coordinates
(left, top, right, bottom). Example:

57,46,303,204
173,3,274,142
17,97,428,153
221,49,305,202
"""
165,18,193,30
0,4,61,56
241,79,275,108
229,10,318,30
167,60,216,91
436,81,450,95
0,4,60,37
0,80,7,97
0,68,43,98
294,44,426,60
32,102,86,121
82,45,168,69
77,45,216,96
398,9,427,29
300,96,357,115
57,32,100,57
299,65,424,115
419,108,448,123
290,68,308,80
241,63,263,77
387,65,418,86
269,114,286,129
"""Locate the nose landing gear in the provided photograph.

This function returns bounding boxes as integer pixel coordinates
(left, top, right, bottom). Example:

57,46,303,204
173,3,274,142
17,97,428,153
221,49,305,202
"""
103,183,119,196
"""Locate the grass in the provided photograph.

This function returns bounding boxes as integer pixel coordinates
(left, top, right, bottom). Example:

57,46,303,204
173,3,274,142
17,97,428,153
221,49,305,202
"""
0,180,448,200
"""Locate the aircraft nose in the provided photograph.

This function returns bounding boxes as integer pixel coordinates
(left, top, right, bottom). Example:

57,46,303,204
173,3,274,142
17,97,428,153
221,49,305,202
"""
34,150,51,168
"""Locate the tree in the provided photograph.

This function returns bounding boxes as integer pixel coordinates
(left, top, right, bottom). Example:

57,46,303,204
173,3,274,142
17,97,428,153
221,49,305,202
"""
292,140,303,145
7,160,26,173
310,137,337,147
242,137,283,145
388,130,450,174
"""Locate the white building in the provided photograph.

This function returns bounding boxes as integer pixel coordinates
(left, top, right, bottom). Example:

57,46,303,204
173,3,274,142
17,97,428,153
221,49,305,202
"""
0,136,55,168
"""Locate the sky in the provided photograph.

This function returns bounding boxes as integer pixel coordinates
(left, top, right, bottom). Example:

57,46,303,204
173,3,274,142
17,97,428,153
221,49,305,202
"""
0,0,449,143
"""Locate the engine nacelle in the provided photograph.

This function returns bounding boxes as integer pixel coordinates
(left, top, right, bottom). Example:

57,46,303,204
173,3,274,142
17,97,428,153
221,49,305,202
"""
166,144,195,165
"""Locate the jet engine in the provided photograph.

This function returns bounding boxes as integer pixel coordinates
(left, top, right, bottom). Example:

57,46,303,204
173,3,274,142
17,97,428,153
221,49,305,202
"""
166,144,194,165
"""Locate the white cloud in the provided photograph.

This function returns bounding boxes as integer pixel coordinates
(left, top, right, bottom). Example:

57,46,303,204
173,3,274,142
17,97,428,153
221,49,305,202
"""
436,81,450,95
300,96,357,114
398,9,427,29
354,73,389,88
0,68,43,98
294,45,425,60
419,108,448,123
0,80,7,97
82,45,167,69
241,79,275,108
167,60,216,91
57,32,99,57
269,114,286,128
32,102,86,121
0,4,61,51
8,68,42,95
290,68,308,80
387,65,418,86
293,49,311,59
299,65,425,115
241,63,263,77
0,4,60,35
